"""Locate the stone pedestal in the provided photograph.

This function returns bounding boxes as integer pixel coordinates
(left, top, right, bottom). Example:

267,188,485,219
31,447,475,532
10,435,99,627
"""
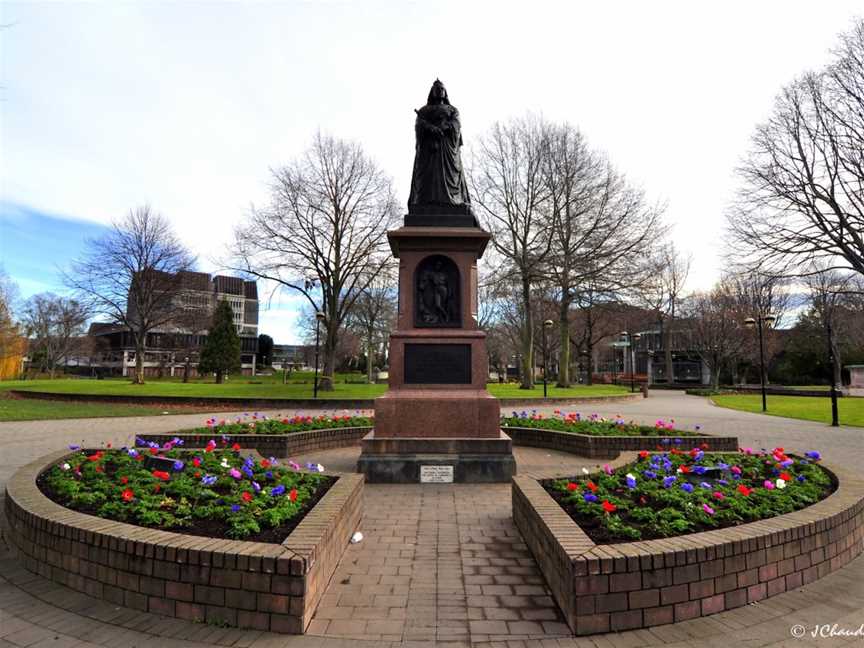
358,223,515,483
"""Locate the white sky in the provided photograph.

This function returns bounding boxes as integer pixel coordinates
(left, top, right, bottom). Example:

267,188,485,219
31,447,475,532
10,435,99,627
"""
2,1,860,343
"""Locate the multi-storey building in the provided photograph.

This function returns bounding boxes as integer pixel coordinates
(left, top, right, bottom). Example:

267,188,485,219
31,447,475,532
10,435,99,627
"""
88,271,259,378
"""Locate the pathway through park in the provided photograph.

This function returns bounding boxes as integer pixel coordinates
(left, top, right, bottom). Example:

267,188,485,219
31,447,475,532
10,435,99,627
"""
0,391,862,647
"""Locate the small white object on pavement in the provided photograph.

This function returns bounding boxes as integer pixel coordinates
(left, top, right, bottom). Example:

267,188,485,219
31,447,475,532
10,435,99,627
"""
350,531,363,544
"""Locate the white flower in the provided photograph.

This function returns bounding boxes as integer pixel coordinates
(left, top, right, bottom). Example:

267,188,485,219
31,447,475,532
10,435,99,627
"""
220,458,230,468
315,463,325,473
581,467,589,475
776,478,787,489
61,463,71,471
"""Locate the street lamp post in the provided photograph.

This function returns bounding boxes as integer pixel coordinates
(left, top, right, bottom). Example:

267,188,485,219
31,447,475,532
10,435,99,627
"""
826,320,840,427
542,320,553,398
313,311,325,399
744,313,776,412
632,333,641,392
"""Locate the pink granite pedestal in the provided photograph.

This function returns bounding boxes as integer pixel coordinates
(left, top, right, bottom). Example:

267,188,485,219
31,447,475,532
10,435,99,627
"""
357,223,515,483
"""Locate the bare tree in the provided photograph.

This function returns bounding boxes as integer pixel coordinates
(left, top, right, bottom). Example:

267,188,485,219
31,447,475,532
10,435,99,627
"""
683,282,748,389
65,207,195,384
0,268,22,370
234,132,399,390
640,243,692,384
728,19,864,279
21,293,89,378
345,269,397,383
544,123,664,386
803,264,864,389
470,115,553,389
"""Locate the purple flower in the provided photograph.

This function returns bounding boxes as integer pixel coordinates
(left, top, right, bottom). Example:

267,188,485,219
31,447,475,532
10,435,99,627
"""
663,476,677,489
265,470,274,480
693,466,707,475
700,482,712,489
230,504,241,513
127,449,139,458
693,450,704,462
797,475,806,483
625,474,637,489
173,460,184,471
673,438,682,445
172,437,184,446
716,462,729,470
718,479,729,486
270,484,286,497
805,451,821,461
252,481,261,493
68,444,81,451
643,470,657,479
201,475,217,487
583,493,598,503
680,483,694,493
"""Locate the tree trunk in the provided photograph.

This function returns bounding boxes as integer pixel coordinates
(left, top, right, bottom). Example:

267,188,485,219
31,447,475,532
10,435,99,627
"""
663,324,674,385
215,369,224,384
520,276,534,390
134,338,146,384
556,298,570,388
366,330,375,384
585,340,594,385
319,323,337,391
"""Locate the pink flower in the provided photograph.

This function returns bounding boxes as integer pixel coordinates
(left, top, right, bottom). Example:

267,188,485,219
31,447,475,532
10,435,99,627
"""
229,468,242,479
603,464,613,475
731,466,742,475
763,480,775,490
702,504,715,515
713,491,725,500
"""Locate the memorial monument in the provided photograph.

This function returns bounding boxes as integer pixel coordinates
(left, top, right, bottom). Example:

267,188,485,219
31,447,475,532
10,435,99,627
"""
357,80,516,483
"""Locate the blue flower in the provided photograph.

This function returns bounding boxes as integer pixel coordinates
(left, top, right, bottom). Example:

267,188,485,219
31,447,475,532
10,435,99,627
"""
201,475,217,487
643,470,657,479
716,462,729,470
673,438,682,445
172,437,184,446
265,471,274,480
663,476,677,489
718,479,728,486
173,460,184,471
230,504,241,513
583,493,598,503
693,450,704,462
693,466,707,475
270,484,286,497
252,481,261,493
797,475,806,483
135,437,146,447
68,444,81,451
805,451,821,461
626,474,637,489
700,482,712,489
680,483,694,493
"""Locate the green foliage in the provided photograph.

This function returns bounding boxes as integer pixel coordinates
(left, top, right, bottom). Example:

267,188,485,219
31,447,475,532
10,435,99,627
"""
257,334,274,367
501,414,700,437
43,443,330,540
198,300,241,381
194,413,373,435
548,448,833,543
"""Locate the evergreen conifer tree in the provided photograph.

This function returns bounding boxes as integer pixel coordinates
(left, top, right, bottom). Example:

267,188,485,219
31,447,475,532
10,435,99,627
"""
199,300,241,383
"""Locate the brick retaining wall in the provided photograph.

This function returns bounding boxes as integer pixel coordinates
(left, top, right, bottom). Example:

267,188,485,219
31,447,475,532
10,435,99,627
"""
4,450,363,633
506,426,739,459
142,427,372,458
513,465,864,635
142,426,738,462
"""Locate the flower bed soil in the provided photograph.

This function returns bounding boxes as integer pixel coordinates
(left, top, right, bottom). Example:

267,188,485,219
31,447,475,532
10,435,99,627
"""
543,449,834,545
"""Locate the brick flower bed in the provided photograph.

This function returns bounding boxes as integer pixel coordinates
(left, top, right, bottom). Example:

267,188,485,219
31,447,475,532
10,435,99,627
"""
506,426,738,459
4,449,363,633
140,426,373,459
513,464,864,635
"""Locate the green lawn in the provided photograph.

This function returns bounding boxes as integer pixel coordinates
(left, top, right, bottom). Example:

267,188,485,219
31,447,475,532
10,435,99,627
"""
0,393,208,422
0,377,630,422
711,394,864,427
486,383,629,399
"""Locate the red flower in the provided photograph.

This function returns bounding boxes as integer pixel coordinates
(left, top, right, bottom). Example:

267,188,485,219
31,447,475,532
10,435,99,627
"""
241,491,253,503
231,442,241,451
638,451,649,460
194,471,201,478
566,482,577,491
602,500,616,513
136,455,145,462
120,476,129,484
780,472,792,482
192,457,201,467
152,470,170,481
149,447,158,455
586,481,598,493
205,441,216,453
261,459,271,469
95,465,103,473
289,489,298,502
700,443,709,450
122,488,134,502
87,452,102,462
689,448,699,458
153,484,161,493
679,465,690,474
737,485,752,497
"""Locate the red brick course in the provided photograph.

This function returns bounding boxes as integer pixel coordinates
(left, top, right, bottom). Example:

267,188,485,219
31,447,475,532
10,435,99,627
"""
4,449,363,634
513,464,864,636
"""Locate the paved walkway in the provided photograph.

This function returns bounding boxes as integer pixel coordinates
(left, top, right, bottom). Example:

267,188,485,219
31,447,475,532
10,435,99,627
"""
1,393,863,647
